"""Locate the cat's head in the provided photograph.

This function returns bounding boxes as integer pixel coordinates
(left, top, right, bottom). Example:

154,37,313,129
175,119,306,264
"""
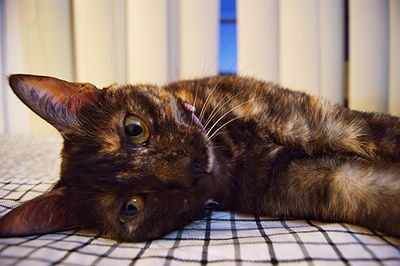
0,74,223,241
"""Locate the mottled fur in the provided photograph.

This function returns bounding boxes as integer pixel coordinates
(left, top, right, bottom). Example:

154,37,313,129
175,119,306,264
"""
0,74,399,241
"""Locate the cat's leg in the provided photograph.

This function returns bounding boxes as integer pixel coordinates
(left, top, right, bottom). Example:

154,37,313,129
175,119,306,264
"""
258,91,400,162
260,154,400,237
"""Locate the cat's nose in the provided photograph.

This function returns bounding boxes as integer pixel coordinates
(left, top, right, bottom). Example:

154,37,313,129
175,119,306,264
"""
155,152,207,188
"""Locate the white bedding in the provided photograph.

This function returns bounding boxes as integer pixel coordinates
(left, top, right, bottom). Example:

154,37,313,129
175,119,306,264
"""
0,136,399,266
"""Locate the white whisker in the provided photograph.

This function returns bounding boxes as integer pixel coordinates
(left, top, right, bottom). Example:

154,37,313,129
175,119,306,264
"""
208,117,242,140
203,94,230,128
206,98,256,137
226,45,250,74
198,80,221,126
192,84,200,111
203,91,243,131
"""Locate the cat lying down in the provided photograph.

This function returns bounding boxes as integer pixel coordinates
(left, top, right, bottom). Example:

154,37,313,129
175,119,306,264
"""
0,74,399,242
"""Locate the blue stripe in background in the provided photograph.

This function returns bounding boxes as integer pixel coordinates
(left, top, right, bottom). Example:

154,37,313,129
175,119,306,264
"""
218,0,237,75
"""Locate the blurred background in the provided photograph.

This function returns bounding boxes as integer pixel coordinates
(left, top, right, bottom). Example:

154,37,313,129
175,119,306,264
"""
0,0,399,135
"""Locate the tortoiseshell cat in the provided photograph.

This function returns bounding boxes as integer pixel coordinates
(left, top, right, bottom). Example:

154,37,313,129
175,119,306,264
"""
0,74,399,241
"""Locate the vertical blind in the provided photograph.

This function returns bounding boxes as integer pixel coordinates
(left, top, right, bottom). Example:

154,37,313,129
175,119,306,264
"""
0,0,399,136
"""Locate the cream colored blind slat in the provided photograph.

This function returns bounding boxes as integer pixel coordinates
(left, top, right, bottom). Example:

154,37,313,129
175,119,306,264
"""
349,0,389,112
4,0,30,135
0,1,4,133
4,0,73,135
279,0,320,96
279,0,344,104
167,0,180,82
73,0,126,88
179,0,219,79
237,0,279,83
0,1,397,135
319,0,344,104
389,0,400,115
127,0,169,84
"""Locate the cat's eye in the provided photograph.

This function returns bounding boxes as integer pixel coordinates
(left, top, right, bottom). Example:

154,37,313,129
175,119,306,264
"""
119,195,145,223
124,115,150,144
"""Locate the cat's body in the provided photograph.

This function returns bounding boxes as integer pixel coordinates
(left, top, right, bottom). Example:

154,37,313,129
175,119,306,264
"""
0,74,399,241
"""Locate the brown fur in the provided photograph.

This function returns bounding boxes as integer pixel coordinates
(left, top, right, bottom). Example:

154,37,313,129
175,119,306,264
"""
0,74,399,242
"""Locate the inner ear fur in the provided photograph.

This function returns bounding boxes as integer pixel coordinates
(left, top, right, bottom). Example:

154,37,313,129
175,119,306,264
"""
8,74,100,132
0,188,81,237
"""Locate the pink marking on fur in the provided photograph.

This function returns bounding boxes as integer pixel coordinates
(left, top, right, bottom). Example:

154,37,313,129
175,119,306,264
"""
191,113,203,129
182,102,203,128
183,102,196,112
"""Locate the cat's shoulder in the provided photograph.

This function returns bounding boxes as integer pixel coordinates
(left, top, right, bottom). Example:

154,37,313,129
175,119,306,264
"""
165,75,279,92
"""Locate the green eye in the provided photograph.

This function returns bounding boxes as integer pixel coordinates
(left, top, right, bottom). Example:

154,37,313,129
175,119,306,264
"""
119,195,145,223
124,115,150,144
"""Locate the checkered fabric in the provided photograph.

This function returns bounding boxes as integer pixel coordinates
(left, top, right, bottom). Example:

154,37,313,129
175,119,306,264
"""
0,136,399,266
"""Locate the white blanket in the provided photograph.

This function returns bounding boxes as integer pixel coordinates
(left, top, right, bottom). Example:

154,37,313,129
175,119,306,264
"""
0,136,399,266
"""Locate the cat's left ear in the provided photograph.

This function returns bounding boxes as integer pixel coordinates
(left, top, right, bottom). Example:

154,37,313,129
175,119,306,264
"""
8,74,100,132
0,188,81,237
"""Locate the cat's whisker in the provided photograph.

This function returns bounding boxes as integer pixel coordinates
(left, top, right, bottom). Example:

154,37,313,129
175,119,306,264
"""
184,112,193,137
193,37,236,132
209,145,225,150
207,117,242,140
225,45,250,74
208,133,225,141
198,80,221,126
202,96,230,130
205,98,257,137
192,83,200,113
203,91,243,131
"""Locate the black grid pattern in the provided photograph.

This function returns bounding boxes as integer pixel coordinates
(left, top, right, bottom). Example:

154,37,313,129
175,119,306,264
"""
0,136,399,266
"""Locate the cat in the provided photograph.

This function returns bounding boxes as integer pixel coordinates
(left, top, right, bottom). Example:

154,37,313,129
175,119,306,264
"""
0,74,399,242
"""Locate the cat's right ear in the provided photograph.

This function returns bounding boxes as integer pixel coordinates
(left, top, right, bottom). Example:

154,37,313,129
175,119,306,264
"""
8,74,100,132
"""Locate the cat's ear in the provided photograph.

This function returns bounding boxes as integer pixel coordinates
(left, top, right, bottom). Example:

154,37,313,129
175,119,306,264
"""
0,188,81,237
8,74,100,132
